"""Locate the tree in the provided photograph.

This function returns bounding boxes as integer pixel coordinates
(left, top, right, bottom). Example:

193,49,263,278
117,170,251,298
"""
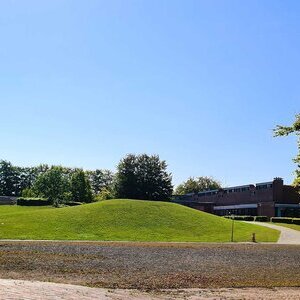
0,160,18,196
15,166,37,196
86,169,114,195
0,161,41,197
274,114,300,188
33,166,70,204
175,176,221,195
71,169,93,203
115,154,173,201
21,187,36,198
94,187,114,201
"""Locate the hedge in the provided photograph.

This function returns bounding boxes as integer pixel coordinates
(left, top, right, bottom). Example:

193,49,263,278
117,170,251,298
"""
254,216,269,222
270,217,293,224
292,218,300,225
66,201,83,206
224,215,255,221
17,197,51,206
224,216,269,222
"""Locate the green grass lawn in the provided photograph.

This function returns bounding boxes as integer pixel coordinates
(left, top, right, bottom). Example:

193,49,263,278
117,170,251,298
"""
272,223,300,231
0,200,279,242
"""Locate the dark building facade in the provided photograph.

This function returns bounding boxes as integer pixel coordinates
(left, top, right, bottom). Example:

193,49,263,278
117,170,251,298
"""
0,196,17,205
172,178,300,218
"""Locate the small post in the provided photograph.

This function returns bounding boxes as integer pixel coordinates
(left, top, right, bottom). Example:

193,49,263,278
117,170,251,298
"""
231,215,234,242
252,233,256,243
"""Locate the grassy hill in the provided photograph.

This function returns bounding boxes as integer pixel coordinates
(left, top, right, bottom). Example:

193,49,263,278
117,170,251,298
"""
0,200,279,242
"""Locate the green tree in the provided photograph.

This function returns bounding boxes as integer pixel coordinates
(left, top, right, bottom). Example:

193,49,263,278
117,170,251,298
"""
0,160,18,196
86,169,114,195
71,169,93,203
21,187,36,198
33,166,70,204
15,166,37,196
175,176,221,195
0,161,38,197
115,154,173,201
94,187,114,201
274,114,300,188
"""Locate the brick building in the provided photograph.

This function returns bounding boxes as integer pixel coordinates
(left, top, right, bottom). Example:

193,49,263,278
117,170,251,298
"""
172,178,300,218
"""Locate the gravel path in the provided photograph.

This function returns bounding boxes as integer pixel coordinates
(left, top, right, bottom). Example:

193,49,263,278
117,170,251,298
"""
1,279,300,300
246,222,300,244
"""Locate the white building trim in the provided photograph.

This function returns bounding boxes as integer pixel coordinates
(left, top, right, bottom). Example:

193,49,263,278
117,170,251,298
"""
213,204,258,210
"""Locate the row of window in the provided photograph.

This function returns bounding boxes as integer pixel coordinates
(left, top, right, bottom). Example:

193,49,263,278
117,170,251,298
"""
256,184,272,190
174,184,274,201
276,207,300,218
215,208,257,216
226,187,250,193
196,184,273,197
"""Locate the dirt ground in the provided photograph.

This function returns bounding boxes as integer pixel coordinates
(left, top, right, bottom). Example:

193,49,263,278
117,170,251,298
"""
0,241,299,290
0,279,300,300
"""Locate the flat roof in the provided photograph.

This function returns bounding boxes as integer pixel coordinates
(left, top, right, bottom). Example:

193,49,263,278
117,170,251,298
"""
173,180,276,197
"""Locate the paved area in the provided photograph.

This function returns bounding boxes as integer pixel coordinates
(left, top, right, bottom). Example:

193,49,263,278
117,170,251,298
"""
0,279,300,299
246,222,300,244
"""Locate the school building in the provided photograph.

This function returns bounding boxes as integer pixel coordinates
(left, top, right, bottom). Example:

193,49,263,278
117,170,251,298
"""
172,178,300,218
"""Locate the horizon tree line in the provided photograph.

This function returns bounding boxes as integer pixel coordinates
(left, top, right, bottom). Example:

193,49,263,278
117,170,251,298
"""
0,160,114,204
0,155,222,205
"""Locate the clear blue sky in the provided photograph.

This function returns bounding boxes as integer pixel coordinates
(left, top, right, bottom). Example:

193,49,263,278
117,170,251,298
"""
0,0,299,187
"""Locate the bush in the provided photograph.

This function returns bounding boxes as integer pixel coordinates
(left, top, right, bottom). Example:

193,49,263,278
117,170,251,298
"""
271,217,293,224
223,215,254,221
93,187,114,202
66,201,83,206
236,216,254,221
292,218,300,225
17,197,51,206
255,216,269,222
21,188,36,198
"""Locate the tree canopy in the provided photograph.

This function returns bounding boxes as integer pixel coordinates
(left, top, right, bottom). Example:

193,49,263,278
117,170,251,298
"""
274,114,300,188
0,160,17,196
115,154,173,201
175,176,221,195
0,160,114,200
33,166,70,204
71,169,93,203
86,169,114,195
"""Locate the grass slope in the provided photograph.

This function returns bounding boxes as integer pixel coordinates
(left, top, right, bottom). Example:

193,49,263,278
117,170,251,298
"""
0,200,279,242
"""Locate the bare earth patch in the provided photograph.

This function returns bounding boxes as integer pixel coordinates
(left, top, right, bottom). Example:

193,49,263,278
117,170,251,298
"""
0,241,299,290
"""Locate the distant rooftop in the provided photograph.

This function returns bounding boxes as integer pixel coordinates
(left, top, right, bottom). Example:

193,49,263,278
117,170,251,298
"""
174,178,283,197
